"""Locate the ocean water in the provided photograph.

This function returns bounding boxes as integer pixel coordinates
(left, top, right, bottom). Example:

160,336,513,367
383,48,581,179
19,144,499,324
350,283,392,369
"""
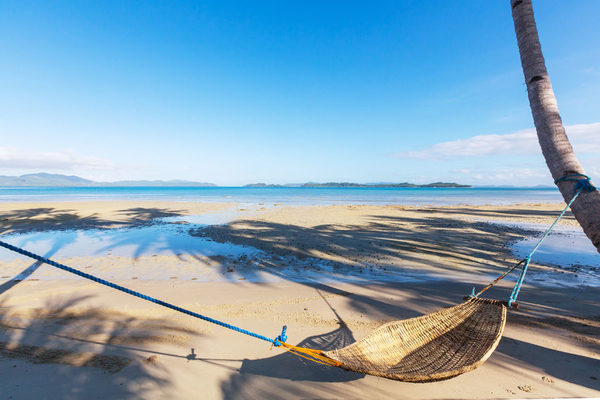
0,186,563,206
1,186,597,288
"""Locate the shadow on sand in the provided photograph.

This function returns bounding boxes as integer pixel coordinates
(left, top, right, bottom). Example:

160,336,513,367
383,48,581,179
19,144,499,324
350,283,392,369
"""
0,294,204,398
0,206,188,235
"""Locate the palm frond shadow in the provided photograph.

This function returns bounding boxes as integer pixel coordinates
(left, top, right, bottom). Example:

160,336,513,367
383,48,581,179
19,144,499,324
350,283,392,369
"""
194,211,539,285
0,230,82,295
0,294,204,397
0,206,187,234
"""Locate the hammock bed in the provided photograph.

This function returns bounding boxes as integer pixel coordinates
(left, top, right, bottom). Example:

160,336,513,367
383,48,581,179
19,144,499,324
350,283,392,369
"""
279,297,507,382
322,298,507,382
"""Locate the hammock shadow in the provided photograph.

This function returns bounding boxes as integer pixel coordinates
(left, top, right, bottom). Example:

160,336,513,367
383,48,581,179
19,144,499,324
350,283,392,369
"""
220,286,370,398
234,286,364,382
237,323,363,382
218,328,363,399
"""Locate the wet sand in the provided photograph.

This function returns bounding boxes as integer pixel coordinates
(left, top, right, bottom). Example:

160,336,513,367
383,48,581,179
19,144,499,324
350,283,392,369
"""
0,201,598,399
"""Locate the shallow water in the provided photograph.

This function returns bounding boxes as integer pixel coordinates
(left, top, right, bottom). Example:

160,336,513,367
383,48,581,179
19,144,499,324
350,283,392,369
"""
513,225,599,266
0,186,563,206
0,225,256,261
510,223,600,288
0,212,442,284
1,211,597,287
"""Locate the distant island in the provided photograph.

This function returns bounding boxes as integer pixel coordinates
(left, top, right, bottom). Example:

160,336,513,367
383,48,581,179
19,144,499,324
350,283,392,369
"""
245,182,471,188
0,174,473,188
0,173,217,187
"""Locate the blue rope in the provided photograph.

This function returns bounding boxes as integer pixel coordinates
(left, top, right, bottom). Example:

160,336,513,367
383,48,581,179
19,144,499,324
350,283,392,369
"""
0,240,286,347
554,174,598,193
508,174,595,307
554,173,597,194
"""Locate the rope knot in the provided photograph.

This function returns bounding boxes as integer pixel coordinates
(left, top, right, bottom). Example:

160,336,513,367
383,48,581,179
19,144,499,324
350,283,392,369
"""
469,287,477,299
575,178,596,193
554,174,597,195
272,325,287,348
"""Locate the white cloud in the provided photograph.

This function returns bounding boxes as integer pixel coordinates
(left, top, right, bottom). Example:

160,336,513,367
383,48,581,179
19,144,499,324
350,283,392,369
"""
486,168,549,182
0,146,116,171
452,165,551,184
392,122,600,161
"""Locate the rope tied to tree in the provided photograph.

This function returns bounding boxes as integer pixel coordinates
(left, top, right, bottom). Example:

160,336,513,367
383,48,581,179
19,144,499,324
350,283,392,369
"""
472,174,593,307
554,173,597,195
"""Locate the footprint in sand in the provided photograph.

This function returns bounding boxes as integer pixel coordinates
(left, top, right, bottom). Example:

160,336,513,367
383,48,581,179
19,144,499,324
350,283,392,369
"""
542,376,555,384
518,385,534,392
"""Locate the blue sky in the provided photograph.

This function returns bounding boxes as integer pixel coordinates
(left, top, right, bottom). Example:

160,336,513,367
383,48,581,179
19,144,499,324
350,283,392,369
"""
1,0,599,186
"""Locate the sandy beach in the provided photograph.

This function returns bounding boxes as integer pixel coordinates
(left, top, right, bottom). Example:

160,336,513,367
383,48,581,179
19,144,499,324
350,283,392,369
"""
0,201,598,399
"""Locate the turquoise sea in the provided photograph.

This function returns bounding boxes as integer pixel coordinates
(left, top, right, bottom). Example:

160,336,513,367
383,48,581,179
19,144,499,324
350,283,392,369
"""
2,185,597,287
0,186,563,205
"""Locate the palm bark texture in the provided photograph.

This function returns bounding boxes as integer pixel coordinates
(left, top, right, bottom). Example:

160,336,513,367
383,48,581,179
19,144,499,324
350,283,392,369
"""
511,0,600,252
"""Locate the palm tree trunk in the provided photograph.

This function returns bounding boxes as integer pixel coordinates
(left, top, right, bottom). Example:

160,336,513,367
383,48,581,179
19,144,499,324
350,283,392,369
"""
510,0,600,252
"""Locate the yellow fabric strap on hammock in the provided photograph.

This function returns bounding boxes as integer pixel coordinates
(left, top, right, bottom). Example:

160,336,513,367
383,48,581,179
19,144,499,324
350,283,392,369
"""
277,342,342,367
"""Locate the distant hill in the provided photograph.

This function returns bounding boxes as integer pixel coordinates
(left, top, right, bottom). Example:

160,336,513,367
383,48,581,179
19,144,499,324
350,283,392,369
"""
0,173,94,186
0,173,217,187
0,174,472,188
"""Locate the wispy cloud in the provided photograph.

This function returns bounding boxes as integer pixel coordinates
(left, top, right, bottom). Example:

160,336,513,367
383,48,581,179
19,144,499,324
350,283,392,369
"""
0,146,116,170
392,122,600,161
393,165,552,186
452,166,550,183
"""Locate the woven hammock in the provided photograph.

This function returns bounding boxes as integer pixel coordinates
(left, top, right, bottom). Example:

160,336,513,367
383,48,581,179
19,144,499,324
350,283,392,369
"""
288,298,507,382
